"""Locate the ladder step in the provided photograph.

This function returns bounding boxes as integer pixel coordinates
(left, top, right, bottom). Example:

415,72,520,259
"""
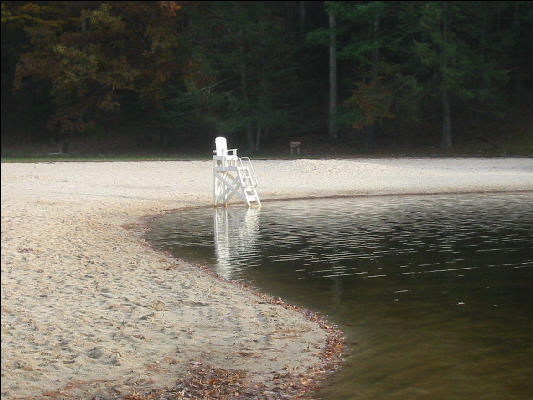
214,155,260,207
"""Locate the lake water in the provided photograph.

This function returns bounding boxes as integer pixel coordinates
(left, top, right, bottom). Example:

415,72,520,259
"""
146,193,533,399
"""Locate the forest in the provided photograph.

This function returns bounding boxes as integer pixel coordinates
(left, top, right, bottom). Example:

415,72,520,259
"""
1,1,532,157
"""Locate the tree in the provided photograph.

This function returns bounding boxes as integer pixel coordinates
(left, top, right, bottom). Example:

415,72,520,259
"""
167,1,297,152
3,1,532,154
317,1,420,150
412,1,509,148
328,10,337,141
2,1,73,145
12,1,186,148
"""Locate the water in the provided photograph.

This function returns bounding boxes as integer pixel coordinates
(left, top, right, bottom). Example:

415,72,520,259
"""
147,193,533,399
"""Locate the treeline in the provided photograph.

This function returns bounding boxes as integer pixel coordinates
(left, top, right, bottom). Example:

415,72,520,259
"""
2,1,532,154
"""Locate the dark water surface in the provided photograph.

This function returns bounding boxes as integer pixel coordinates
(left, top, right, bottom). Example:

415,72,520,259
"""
147,193,533,400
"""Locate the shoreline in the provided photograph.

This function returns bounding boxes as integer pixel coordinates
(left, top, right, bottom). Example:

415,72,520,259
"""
155,188,533,216
2,158,532,399
139,188,533,397
137,208,345,398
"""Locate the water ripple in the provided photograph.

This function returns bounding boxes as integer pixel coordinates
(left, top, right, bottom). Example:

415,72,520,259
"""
147,192,533,400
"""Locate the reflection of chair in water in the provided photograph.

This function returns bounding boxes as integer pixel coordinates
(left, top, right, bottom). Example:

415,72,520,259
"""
213,207,260,279
213,207,230,277
213,136,261,208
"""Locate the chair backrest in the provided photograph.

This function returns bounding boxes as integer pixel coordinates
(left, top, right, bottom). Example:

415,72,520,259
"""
215,136,228,157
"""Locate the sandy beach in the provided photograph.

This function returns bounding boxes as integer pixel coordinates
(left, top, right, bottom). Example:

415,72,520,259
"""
1,158,532,399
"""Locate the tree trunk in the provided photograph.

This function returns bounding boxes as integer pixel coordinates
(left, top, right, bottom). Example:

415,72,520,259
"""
512,2,522,108
255,128,261,152
440,2,452,149
81,9,88,34
300,1,306,33
328,13,337,141
81,8,88,50
238,23,254,153
159,129,169,148
245,126,254,153
367,13,381,152
61,138,69,154
365,125,375,152
441,88,452,148
104,118,111,138
257,12,269,154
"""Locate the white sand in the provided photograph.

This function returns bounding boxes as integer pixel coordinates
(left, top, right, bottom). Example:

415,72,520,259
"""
1,158,532,398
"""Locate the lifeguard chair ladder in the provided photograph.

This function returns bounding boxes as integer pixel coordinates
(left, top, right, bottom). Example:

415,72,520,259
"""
213,137,261,207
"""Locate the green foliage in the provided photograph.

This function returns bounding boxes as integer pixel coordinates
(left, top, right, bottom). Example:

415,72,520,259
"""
319,1,402,131
305,27,330,47
318,1,522,143
412,1,510,116
163,1,298,150
81,122,106,138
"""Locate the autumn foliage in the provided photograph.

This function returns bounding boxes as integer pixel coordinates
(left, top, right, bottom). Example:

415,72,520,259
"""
2,1,532,153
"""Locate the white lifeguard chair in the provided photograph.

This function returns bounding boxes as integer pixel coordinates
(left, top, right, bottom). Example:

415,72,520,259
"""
213,137,261,207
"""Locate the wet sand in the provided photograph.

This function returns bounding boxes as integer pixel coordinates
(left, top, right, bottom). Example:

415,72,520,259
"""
1,158,532,398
